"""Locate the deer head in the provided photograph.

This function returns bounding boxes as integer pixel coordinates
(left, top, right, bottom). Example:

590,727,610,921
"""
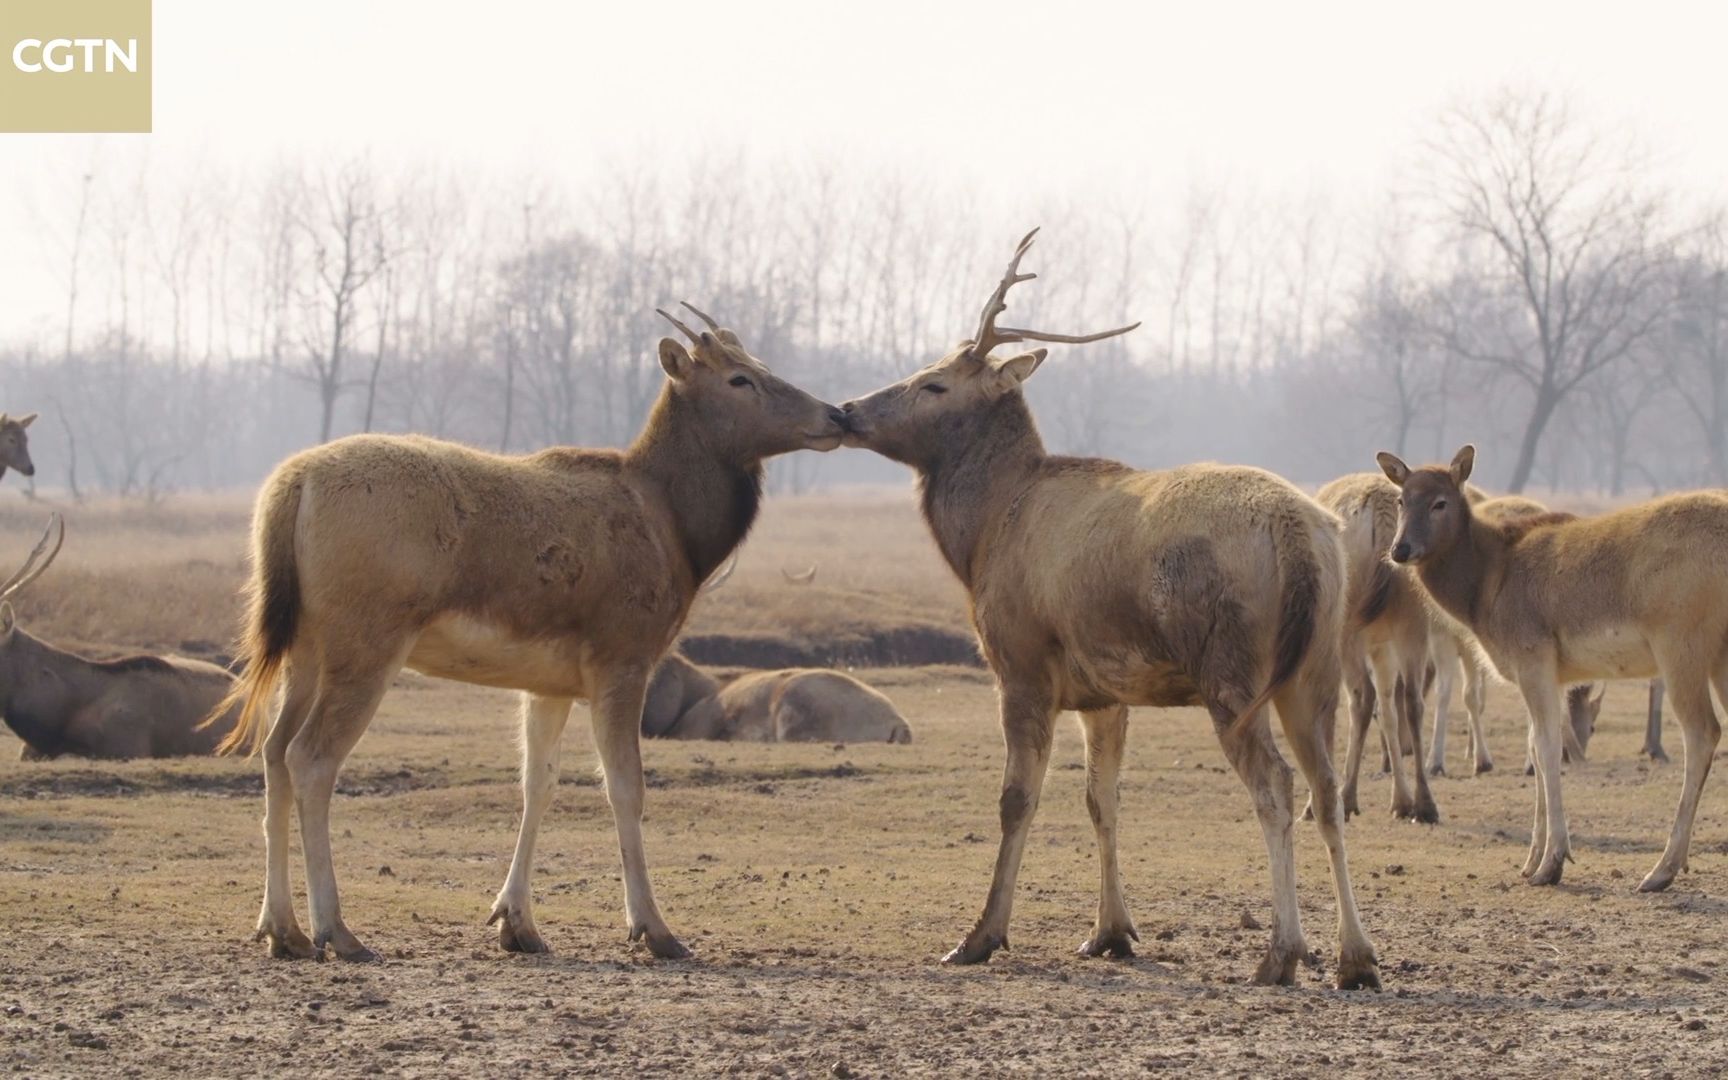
0,513,64,649
655,303,844,461
1379,445,1475,565
0,413,38,481
838,230,1138,467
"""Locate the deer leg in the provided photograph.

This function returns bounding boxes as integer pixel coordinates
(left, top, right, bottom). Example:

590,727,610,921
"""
1428,649,1456,777
289,645,404,961
1275,678,1379,991
1516,669,1571,886
1339,655,1374,819
258,645,318,960
944,683,1057,965
1464,654,1493,775
1076,705,1136,959
1369,649,1416,819
489,693,574,954
590,667,686,959
1639,666,1720,892
1215,698,1307,987
1396,638,1439,824
1644,679,1668,763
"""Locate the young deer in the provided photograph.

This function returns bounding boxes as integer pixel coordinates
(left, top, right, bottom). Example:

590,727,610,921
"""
215,305,844,962
0,515,241,759
1380,445,1727,889
1316,472,1439,823
839,230,1379,989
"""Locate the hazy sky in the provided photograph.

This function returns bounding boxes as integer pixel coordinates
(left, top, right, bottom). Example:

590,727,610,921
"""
4,0,1726,340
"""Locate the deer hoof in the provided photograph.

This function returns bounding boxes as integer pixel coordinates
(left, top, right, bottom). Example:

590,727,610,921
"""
942,929,1006,965
1336,948,1382,991
1077,927,1137,959
264,926,317,961
1252,944,1302,986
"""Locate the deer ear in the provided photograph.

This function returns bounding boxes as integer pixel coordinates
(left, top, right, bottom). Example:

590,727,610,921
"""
1450,444,1476,485
991,348,1048,388
1376,452,1411,487
16,413,36,429
658,338,696,381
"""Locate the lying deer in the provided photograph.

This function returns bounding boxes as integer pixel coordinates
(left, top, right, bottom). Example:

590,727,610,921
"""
642,653,911,743
0,412,38,481
214,304,844,962
1316,472,1439,823
838,230,1379,989
1380,445,1726,890
0,515,240,758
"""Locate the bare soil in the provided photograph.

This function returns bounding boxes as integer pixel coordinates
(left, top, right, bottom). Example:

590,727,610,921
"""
3,667,1725,1078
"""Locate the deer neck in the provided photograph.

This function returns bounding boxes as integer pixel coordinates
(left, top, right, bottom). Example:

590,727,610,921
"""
626,387,764,585
917,392,1047,587
1415,512,1502,633
0,632,77,751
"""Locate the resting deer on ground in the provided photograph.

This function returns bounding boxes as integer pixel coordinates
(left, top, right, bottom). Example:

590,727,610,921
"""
838,230,1379,989
642,653,911,743
0,515,240,758
213,304,845,961
1380,445,1726,889
0,413,38,482
1316,473,1438,823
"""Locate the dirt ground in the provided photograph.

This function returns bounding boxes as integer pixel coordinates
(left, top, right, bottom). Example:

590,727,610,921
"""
3,664,1725,1078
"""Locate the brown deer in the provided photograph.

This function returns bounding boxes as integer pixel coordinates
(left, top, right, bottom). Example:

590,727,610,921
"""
0,413,38,481
1379,445,1727,890
1316,472,1438,823
838,230,1379,989
0,515,240,758
214,304,845,962
642,653,912,743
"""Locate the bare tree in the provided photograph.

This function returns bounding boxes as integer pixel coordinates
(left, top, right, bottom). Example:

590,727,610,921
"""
295,161,388,443
1427,89,1672,491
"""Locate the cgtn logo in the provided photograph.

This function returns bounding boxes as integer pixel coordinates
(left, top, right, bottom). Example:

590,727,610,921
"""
0,0,151,133
12,37,139,74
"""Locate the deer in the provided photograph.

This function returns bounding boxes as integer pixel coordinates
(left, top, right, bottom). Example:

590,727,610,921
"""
837,230,1380,990
1316,472,1439,823
0,515,241,759
1379,445,1727,890
0,413,38,482
212,303,846,962
641,652,912,743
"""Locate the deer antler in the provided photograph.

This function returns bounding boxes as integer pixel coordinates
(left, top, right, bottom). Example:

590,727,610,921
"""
0,513,64,602
781,565,817,585
656,308,703,345
680,301,721,333
968,228,1141,360
699,553,737,595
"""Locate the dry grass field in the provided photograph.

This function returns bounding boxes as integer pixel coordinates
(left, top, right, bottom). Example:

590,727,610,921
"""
2,487,1727,1077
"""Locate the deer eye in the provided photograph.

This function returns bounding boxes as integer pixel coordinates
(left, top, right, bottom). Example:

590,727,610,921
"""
728,375,751,388
1433,499,1447,512
922,384,947,395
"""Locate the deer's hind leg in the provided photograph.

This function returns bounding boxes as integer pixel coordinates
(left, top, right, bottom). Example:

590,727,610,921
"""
490,693,574,953
288,637,410,961
1339,652,1374,819
1076,705,1136,959
1275,676,1380,991
259,640,319,959
1639,656,1722,892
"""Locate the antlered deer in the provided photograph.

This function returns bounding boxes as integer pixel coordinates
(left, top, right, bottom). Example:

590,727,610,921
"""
1315,472,1438,822
215,305,845,962
0,413,38,481
838,230,1379,989
642,653,912,743
1380,445,1727,889
0,515,241,759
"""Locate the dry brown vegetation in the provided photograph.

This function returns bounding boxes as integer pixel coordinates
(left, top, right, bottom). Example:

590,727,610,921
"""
1,488,1726,1076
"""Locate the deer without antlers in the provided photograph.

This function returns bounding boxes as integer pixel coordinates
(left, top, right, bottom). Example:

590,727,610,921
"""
0,412,38,481
214,305,844,962
0,515,241,759
838,231,1379,989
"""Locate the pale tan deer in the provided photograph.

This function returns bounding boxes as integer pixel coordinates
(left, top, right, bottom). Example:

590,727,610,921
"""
838,230,1379,989
1380,445,1727,890
642,653,912,743
213,304,845,962
1316,472,1438,823
0,515,240,759
0,413,38,481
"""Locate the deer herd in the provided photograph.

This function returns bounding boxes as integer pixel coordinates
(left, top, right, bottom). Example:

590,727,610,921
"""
1,232,1720,994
